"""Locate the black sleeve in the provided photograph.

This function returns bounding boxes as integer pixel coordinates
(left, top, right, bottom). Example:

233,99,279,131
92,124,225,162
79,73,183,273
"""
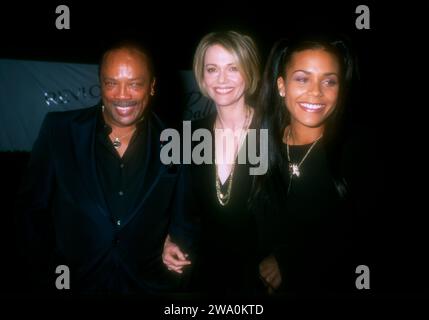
168,164,200,254
15,113,56,290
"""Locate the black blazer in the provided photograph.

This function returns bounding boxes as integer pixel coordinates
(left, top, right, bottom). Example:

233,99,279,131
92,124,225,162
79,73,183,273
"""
16,106,189,294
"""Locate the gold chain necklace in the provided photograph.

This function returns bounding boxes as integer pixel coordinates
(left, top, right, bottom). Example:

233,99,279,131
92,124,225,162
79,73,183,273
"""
286,129,322,192
215,107,251,206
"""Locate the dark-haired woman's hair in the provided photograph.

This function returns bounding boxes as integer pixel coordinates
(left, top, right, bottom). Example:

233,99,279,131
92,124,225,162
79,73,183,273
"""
251,34,357,207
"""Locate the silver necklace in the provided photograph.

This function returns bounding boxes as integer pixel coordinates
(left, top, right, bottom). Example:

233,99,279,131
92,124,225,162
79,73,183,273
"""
102,105,140,149
286,130,322,178
110,128,136,149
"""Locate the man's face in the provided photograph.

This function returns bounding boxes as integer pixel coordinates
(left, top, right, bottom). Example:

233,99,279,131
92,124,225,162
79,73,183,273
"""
100,48,154,128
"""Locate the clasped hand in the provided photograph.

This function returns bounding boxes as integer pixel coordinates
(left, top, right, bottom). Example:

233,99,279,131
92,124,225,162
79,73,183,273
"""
162,234,191,274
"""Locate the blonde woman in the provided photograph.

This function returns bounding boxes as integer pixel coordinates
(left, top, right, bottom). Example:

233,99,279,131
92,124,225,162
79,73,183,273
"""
162,31,263,295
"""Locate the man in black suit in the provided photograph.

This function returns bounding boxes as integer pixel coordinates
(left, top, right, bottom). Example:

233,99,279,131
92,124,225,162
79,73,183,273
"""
16,40,190,294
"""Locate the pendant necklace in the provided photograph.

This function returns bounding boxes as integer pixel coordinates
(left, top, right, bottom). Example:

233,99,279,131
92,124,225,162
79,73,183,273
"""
102,105,140,149
286,128,323,193
110,128,136,149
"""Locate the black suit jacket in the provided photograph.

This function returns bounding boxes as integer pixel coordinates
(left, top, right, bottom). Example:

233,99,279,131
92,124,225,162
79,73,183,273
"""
16,106,190,294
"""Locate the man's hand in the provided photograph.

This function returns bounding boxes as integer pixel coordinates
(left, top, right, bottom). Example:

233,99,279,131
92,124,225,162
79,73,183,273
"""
162,234,191,274
259,254,282,294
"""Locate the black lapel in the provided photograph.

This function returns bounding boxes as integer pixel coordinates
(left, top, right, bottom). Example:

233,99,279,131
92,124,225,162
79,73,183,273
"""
70,106,109,217
192,114,216,203
121,113,166,228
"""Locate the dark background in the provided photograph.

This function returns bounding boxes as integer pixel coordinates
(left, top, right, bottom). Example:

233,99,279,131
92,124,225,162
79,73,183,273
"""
0,0,427,313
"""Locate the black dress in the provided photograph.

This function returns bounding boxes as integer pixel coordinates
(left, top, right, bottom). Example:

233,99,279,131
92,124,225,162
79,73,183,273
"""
187,113,263,296
255,138,368,294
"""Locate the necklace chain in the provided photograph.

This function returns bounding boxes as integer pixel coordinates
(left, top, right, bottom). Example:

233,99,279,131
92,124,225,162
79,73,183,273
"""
110,127,137,149
286,128,322,193
215,107,251,206
102,105,140,149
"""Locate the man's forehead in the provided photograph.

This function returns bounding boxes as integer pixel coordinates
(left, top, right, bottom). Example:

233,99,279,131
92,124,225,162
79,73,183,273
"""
104,48,148,64
100,49,152,79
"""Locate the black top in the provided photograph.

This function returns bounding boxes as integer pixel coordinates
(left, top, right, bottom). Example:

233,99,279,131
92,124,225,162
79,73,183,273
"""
255,139,357,294
188,113,263,296
95,110,147,224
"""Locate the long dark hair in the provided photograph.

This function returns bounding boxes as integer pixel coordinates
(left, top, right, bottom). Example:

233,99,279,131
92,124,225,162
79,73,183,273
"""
251,34,357,206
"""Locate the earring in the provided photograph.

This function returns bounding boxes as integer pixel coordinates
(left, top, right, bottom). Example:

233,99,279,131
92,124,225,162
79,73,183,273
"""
150,88,155,96
102,105,105,112
279,92,285,97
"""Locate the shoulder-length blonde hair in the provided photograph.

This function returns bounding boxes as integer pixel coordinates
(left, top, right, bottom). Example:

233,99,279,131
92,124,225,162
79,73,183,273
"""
193,30,260,100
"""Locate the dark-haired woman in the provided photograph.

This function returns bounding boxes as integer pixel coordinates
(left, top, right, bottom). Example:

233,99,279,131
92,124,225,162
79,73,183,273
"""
252,36,375,294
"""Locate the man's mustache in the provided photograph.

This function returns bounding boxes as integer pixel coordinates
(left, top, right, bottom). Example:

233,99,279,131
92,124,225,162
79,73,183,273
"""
112,101,139,108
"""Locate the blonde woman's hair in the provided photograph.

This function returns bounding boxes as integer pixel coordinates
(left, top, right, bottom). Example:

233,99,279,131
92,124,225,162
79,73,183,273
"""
193,30,260,100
